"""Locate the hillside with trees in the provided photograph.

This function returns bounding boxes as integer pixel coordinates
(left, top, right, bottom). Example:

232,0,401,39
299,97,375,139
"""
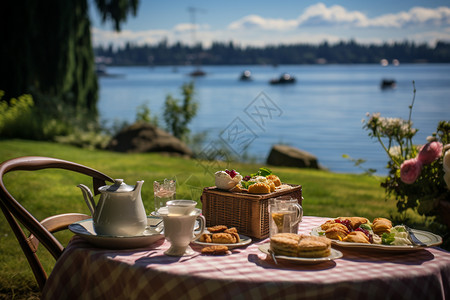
95,40,450,66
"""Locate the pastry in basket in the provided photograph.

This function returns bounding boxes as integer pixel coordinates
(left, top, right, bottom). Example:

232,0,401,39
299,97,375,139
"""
324,223,349,240
342,231,370,244
372,218,392,235
266,174,282,187
270,233,331,258
248,182,271,194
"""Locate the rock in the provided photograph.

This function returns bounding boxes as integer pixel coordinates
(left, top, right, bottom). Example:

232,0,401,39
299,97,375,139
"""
107,123,193,157
266,144,321,169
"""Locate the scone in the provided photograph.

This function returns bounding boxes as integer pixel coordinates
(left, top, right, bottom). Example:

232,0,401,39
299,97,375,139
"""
297,236,331,258
248,182,271,194
270,233,331,258
270,233,302,257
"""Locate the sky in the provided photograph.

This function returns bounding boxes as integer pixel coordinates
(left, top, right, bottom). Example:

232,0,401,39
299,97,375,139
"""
89,1,450,49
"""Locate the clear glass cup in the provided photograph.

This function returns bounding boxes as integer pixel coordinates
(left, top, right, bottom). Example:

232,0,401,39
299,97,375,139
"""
153,179,176,215
269,196,303,237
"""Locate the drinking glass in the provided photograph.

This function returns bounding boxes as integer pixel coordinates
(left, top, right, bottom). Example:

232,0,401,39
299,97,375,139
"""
153,179,176,215
269,196,303,237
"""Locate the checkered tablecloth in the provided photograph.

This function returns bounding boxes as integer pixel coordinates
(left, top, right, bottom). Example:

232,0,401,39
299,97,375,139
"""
41,216,450,300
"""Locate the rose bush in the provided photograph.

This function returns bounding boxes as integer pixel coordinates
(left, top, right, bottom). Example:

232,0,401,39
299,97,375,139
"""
363,84,450,228
400,158,422,184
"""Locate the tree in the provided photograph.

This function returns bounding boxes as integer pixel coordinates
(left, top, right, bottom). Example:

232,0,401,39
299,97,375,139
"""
163,82,198,140
0,0,139,119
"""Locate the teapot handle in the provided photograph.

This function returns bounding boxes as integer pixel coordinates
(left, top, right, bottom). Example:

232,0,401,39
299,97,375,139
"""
77,184,95,216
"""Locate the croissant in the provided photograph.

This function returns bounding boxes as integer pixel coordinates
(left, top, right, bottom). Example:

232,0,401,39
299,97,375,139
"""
342,231,370,244
372,218,392,235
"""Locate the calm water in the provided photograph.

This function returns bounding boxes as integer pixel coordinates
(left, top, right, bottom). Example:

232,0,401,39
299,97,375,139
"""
98,64,450,174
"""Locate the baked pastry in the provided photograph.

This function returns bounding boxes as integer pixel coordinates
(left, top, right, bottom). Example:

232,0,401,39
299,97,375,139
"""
201,245,229,255
270,233,331,258
212,233,236,244
248,182,271,194
268,181,276,192
337,217,369,230
342,231,370,244
224,227,237,234
297,236,331,258
207,225,228,233
198,233,212,243
325,223,349,240
266,175,282,187
270,233,302,256
372,218,392,235
320,220,337,231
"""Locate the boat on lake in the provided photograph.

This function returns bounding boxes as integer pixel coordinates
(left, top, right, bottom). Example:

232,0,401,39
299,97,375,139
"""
380,79,396,89
270,73,296,84
189,69,206,77
239,70,252,81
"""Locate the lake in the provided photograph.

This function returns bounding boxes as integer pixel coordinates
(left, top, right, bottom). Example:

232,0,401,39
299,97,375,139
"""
98,64,450,174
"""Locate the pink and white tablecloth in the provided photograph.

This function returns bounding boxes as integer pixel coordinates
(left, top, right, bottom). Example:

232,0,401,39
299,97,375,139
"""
41,216,450,300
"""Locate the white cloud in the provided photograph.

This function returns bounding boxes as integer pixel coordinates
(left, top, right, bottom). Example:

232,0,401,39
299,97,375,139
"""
228,14,297,30
369,6,450,28
92,4,450,48
228,3,450,30
297,3,368,27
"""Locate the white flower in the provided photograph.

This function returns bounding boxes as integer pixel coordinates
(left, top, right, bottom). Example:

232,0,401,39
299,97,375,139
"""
444,149,450,174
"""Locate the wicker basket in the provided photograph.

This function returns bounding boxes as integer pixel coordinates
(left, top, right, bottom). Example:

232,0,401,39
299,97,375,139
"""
201,184,302,239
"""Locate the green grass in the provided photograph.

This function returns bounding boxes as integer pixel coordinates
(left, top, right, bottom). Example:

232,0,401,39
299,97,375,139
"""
0,139,441,299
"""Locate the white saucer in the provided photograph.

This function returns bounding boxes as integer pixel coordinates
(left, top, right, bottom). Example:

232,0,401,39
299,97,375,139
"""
69,217,164,249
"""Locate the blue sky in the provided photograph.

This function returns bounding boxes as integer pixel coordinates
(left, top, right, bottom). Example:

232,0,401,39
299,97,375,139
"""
89,1,450,48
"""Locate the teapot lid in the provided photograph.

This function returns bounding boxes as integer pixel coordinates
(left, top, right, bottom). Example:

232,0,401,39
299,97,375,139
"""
99,179,135,193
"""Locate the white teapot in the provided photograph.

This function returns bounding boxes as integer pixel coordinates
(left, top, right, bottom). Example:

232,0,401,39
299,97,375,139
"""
78,179,147,236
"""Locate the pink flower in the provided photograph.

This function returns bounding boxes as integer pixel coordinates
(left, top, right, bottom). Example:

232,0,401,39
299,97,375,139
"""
417,141,443,165
400,158,423,184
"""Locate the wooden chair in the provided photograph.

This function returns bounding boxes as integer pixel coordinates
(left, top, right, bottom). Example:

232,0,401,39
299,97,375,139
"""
0,156,114,291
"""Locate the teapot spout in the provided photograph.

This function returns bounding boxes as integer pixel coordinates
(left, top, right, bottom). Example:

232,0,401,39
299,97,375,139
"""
133,180,144,195
77,184,95,216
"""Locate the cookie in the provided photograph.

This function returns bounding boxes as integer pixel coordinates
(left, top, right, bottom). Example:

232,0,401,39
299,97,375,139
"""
201,245,229,255
212,233,236,244
207,225,228,233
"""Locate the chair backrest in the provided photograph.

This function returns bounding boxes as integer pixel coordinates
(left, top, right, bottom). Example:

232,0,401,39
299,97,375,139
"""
0,156,114,291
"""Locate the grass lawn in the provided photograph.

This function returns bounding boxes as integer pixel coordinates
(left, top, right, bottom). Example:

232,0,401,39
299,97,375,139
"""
0,139,444,299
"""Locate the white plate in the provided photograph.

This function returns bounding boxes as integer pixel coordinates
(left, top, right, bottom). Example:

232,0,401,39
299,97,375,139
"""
258,244,343,265
69,217,164,249
193,234,252,249
310,226,442,252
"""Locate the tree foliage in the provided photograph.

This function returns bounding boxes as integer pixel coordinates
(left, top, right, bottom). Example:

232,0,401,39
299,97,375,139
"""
95,40,450,66
0,0,139,119
163,82,198,140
